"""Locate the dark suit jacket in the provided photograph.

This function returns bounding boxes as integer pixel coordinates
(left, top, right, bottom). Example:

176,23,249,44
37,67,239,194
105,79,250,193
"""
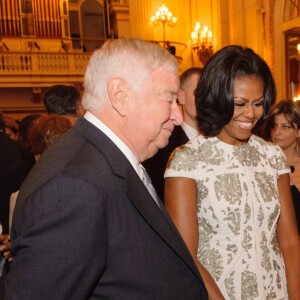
0,159,34,234
291,185,300,235
143,125,189,202
5,118,207,300
0,131,23,233
0,131,22,175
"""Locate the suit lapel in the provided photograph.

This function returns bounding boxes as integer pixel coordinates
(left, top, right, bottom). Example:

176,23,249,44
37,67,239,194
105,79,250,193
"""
125,167,201,280
76,119,202,280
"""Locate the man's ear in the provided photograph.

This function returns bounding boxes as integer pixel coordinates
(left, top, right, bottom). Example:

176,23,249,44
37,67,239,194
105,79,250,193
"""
177,89,185,105
107,77,129,116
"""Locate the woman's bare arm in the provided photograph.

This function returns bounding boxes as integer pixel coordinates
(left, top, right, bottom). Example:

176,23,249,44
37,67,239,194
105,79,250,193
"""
277,174,300,300
165,177,225,300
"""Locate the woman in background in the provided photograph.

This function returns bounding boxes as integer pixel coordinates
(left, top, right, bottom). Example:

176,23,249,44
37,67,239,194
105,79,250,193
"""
9,114,73,229
264,99,300,235
165,46,299,299
3,116,19,142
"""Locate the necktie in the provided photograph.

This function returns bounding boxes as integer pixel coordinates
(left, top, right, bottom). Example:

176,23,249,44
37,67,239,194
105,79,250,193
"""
140,165,162,208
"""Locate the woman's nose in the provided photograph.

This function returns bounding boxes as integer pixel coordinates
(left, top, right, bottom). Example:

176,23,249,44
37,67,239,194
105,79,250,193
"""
272,127,281,136
243,104,254,118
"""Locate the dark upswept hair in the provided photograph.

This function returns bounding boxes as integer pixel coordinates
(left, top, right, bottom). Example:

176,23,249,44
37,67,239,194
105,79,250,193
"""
263,99,300,154
195,45,276,137
43,85,81,116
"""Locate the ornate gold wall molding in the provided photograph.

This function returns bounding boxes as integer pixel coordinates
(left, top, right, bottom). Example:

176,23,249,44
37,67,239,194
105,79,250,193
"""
269,0,276,74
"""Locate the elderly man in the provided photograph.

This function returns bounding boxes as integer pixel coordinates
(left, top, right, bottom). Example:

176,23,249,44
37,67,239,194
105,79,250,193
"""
5,38,208,299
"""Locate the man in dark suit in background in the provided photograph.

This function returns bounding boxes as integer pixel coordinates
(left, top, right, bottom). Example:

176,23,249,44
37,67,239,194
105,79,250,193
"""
0,112,22,177
5,39,208,299
0,112,23,234
43,84,84,124
143,67,202,201
0,111,23,299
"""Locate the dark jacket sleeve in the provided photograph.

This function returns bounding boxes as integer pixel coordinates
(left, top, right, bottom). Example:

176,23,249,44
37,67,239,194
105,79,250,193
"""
5,177,107,300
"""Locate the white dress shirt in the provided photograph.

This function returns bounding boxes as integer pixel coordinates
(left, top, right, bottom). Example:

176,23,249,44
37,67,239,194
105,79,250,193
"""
84,112,144,182
181,122,199,140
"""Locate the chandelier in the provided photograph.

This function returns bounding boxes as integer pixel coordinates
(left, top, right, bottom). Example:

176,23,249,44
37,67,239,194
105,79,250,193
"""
294,94,300,102
150,5,177,46
191,22,213,65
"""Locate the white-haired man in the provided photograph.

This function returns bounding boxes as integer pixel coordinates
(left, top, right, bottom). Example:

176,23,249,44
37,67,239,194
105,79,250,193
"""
5,38,208,299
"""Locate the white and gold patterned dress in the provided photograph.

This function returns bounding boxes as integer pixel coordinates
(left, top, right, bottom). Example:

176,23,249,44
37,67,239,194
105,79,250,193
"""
165,134,290,300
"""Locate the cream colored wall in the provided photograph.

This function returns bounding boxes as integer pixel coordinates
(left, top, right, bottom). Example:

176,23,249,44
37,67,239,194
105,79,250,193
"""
128,0,286,102
136,0,288,102
129,0,215,72
214,0,229,50
224,0,286,101
227,0,265,52
0,88,46,120
128,0,276,78
273,0,285,102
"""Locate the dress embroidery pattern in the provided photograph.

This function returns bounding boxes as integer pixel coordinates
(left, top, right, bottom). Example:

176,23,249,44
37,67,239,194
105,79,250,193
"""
165,135,290,299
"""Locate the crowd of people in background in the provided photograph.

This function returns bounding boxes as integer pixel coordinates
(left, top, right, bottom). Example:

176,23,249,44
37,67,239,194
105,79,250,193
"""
0,84,84,298
0,38,299,300
0,85,84,234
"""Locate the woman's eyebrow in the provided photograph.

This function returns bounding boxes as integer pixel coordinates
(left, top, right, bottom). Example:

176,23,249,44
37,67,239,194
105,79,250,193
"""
233,96,264,101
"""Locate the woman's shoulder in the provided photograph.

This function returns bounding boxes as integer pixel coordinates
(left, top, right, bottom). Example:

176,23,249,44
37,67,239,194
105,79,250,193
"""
166,135,209,171
172,135,214,155
251,135,289,172
169,135,223,164
251,134,283,153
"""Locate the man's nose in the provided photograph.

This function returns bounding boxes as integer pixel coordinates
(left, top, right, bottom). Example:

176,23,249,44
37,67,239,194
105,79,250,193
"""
171,102,183,125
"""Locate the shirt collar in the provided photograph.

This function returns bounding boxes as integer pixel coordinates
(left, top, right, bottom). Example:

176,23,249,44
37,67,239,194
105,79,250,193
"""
181,122,199,140
84,111,143,180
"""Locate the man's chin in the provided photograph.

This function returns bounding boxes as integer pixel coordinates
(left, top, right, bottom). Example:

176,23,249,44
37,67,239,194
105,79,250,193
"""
159,135,171,149
146,139,170,159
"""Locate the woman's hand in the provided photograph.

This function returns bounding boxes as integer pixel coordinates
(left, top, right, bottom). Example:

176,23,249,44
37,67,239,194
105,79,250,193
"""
0,234,13,262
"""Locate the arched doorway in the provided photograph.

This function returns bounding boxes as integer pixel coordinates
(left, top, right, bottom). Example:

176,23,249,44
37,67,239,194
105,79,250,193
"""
69,0,108,52
273,0,300,101
81,0,106,51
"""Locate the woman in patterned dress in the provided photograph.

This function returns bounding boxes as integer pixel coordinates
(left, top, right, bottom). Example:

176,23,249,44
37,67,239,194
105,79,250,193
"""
164,46,299,300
